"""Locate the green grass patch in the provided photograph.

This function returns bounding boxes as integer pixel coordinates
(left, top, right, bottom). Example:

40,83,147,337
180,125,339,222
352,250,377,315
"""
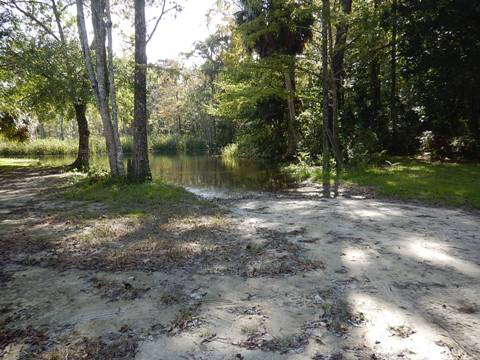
221,143,240,160
282,162,318,182
0,135,207,156
0,157,41,170
150,135,208,154
343,161,480,208
284,160,480,209
0,136,127,156
64,175,200,215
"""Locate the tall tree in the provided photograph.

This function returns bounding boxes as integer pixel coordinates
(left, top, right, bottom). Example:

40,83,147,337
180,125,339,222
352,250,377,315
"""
389,0,397,152
190,31,231,146
321,0,330,194
76,0,125,176
398,0,480,159
130,0,151,181
236,0,314,159
328,0,351,167
129,0,180,181
1,0,91,170
369,0,381,132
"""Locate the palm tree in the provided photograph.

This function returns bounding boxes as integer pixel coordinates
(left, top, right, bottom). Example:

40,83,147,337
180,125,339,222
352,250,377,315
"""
235,0,314,158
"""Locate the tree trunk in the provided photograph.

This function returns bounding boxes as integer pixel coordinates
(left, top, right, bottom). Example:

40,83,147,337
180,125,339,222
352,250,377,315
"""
322,0,331,196
284,64,298,159
370,60,381,121
70,102,90,170
370,0,381,131
105,0,125,173
76,0,98,95
390,0,398,153
468,98,480,160
76,0,124,176
330,0,352,113
324,0,351,183
130,0,151,181
327,7,343,190
52,0,91,170
59,115,65,140
37,122,46,138
91,0,124,176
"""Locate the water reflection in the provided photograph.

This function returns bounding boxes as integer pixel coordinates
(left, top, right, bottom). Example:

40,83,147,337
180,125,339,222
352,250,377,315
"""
36,154,295,191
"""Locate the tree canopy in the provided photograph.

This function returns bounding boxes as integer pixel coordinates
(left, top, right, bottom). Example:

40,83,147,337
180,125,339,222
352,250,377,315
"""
0,0,478,176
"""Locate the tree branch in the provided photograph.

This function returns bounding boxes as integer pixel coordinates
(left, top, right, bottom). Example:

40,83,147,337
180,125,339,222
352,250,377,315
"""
146,0,178,45
8,0,60,41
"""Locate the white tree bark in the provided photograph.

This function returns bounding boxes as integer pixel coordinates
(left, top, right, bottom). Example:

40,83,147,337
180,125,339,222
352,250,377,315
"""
105,0,124,173
76,0,124,176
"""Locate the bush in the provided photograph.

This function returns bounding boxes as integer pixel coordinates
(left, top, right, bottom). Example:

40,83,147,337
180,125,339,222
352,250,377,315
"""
150,135,207,154
419,131,435,159
221,129,278,160
450,135,478,160
221,143,240,160
0,135,207,156
183,136,208,154
419,131,478,160
150,135,178,154
0,138,77,156
345,128,388,167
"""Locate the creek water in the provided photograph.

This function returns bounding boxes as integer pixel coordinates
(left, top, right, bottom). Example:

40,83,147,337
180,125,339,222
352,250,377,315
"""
35,154,296,193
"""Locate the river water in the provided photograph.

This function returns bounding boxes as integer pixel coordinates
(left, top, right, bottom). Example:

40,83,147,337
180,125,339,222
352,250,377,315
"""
36,154,295,192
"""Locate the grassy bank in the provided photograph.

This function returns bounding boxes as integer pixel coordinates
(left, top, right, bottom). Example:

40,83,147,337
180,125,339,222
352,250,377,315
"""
285,160,480,209
150,135,208,154
0,137,120,156
0,157,41,170
0,135,208,156
64,175,201,216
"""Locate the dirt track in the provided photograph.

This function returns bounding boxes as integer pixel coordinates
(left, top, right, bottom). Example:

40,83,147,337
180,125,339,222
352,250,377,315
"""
1,168,479,359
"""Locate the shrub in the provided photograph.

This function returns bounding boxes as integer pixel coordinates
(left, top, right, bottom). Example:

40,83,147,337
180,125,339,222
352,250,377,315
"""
150,135,207,154
150,135,180,154
221,143,240,160
0,138,77,156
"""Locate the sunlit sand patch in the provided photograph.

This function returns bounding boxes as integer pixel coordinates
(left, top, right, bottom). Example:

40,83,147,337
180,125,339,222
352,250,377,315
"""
342,246,370,266
268,200,319,214
341,199,405,218
349,292,451,359
408,240,480,277
351,208,392,219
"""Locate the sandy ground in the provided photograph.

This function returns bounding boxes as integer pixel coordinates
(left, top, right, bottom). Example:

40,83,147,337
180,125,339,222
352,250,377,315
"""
1,168,479,360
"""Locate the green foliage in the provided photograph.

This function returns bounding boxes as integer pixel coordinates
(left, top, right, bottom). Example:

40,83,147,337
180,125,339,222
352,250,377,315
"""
220,125,282,160
0,14,90,123
0,112,29,141
221,143,240,160
215,0,315,159
0,135,209,156
235,0,314,57
0,137,128,156
0,138,80,156
150,135,208,154
282,163,316,182
398,0,480,159
214,56,291,159
180,136,209,154
2,0,480,168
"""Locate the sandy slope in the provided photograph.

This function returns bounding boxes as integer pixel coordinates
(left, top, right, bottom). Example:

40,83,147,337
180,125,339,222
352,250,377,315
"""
1,169,479,359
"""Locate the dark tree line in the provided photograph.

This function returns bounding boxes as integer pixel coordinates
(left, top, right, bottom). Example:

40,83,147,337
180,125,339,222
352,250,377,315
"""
216,0,480,164
1,0,478,183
